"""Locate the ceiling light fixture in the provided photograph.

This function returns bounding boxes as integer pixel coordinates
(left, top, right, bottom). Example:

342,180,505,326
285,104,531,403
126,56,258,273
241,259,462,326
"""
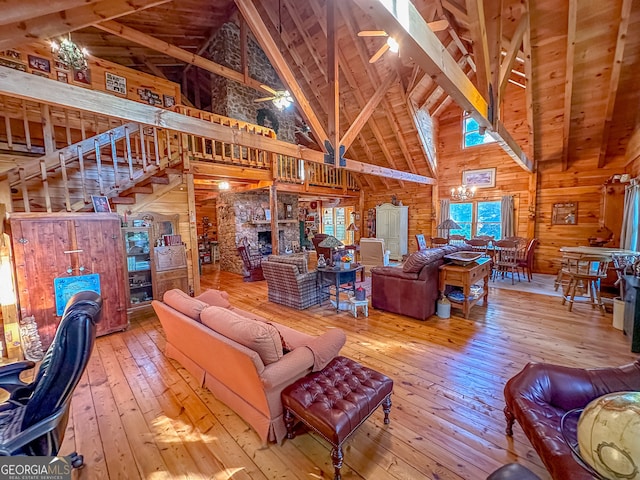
272,90,293,110
386,37,399,53
50,34,89,70
451,184,476,201
218,181,230,190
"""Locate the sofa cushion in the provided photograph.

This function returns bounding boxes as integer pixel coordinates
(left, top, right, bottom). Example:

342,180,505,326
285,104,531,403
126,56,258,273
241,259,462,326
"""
403,249,446,273
195,289,231,309
200,306,283,365
163,289,209,321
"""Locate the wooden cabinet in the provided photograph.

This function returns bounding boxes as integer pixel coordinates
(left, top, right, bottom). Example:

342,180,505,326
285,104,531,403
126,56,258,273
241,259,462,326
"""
375,203,408,260
153,245,188,299
623,275,640,353
10,213,129,349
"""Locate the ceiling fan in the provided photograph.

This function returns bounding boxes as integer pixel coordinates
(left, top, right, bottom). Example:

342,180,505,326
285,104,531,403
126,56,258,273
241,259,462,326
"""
358,19,449,63
254,85,293,109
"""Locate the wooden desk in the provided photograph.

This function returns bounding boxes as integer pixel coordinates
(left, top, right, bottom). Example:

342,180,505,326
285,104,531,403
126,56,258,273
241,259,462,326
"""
439,258,491,319
317,265,364,312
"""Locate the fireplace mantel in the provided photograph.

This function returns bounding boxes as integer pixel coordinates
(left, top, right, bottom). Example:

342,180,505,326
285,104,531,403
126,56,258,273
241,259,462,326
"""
249,220,298,225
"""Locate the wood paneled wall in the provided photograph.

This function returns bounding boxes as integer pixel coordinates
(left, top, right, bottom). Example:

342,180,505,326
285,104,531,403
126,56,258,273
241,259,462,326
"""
196,201,217,240
361,85,633,275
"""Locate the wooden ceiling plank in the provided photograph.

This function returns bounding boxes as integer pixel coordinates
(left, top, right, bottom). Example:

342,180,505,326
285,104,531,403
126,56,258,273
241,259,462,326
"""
464,0,491,101
234,0,330,147
560,0,577,171
0,0,170,51
341,71,396,150
0,0,102,27
597,0,633,168
282,0,327,78
407,98,437,176
327,0,340,161
442,0,469,23
94,20,267,93
353,0,532,172
498,13,528,103
0,66,434,184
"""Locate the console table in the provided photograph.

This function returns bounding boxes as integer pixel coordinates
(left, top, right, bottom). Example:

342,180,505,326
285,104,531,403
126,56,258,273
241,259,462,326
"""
317,265,364,312
439,257,491,319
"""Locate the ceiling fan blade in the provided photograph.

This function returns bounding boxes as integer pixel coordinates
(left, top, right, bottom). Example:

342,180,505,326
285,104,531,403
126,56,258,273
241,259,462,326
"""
254,97,275,103
427,19,449,31
260,84,277,95
369,42,390,63
358,30,388,37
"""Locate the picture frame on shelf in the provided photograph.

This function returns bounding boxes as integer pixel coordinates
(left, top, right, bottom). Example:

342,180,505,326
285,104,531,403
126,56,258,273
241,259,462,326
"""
91,195,111,213
462,168,496,188
27,55,50,73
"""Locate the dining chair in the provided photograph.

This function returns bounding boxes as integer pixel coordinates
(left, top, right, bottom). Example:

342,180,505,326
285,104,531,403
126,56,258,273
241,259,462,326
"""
448,234,467,246
561,255,610,313
415,234,428,251
465,238,490,257
516,238,538,282
492,239,520,284
430,237,449,247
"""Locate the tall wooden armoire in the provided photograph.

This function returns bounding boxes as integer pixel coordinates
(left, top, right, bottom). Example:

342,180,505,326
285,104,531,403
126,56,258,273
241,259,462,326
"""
10,212,129,349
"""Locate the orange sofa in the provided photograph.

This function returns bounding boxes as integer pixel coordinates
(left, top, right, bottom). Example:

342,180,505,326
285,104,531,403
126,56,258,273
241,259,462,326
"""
152,289,346,443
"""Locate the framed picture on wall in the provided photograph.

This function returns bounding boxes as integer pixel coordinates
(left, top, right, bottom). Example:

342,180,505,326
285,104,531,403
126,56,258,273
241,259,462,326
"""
91,195,111,213
462,168,496,188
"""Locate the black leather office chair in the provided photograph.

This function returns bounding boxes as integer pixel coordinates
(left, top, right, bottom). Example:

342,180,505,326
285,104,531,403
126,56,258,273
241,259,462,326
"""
0,291,102,466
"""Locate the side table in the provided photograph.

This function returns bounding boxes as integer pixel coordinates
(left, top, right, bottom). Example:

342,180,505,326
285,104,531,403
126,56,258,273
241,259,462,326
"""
439,257,491,319
348,297,369,318
317,265,364,312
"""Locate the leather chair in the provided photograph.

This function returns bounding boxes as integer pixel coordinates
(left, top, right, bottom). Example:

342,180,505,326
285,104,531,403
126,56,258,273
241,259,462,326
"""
503,359,640,480
311,233,331,264
0,291,102,466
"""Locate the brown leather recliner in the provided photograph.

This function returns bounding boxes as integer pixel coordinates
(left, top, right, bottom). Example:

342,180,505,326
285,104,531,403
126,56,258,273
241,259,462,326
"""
504,359,640,480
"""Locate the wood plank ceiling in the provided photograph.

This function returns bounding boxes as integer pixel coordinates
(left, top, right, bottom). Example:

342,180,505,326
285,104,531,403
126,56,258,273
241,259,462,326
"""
2,0,640,190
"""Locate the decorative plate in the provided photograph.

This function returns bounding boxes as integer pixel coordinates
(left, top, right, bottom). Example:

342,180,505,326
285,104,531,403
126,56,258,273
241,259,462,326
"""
444,251,483,266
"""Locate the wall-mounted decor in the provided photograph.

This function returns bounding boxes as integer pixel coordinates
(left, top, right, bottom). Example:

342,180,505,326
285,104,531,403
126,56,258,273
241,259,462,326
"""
552,202,577,225
54,60,68,71
137,88,161,105
0,58,26,71
105,72,127,95
28,55,50,73
163,94,175,108
285,203,293,219
53,274,101,316
1,50,21,60
462,168,496,188
56,71,68,83
73,67,91,84
91,195,111,213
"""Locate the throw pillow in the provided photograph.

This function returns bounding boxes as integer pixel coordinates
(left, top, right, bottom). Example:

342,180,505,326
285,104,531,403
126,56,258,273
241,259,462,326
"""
163,289,209,321
195,289,231,309
200,306,283,365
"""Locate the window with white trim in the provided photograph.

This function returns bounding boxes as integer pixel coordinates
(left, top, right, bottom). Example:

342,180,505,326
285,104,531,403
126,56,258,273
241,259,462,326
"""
450,201,502,239
463,112,496,148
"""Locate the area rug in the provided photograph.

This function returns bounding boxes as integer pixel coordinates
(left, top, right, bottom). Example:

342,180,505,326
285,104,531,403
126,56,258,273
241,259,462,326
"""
490,273,562,297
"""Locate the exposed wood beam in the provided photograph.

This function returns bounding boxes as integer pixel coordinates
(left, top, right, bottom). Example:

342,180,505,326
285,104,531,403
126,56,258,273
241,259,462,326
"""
464,0,491,101
0,0,102,27
498,14,528,103
240,18,249,84
0,0,169,51
341,72,396,150
560,0,577,171
353,0,532,171
183,27,220,76
327,0,340,162
597,0,632,168
486,0,502,109
442,0,469,23
0,66,434,185
234,0,330,147
624,126,640,166
407,98,437,176
95,20,267,94
522,2,535,162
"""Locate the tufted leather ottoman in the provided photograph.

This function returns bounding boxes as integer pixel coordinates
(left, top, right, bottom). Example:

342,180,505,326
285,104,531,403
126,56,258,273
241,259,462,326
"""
281,356,393,480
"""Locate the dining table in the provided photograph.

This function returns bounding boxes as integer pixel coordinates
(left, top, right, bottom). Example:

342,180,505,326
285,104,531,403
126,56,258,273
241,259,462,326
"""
558,246,640,259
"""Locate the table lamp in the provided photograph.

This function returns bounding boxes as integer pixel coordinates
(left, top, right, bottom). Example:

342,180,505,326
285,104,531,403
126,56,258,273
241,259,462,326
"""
436,218,461,241
319,235,344,266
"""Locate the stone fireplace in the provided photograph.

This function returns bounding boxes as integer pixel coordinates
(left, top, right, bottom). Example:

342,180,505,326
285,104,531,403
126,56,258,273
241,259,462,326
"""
217,191,299,274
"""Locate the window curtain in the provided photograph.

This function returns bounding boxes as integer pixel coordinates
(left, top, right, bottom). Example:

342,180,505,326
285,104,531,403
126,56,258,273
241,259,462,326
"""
501,195,515,238
620,181,640,251
438,199,450,237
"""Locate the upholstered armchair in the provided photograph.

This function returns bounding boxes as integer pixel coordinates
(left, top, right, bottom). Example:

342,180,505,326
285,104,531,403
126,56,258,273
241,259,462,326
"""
262,254,327,309
359,238,391,272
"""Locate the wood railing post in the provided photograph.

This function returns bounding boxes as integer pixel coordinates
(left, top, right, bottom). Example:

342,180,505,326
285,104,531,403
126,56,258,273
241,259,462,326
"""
124,126,134,180
109,131,120,188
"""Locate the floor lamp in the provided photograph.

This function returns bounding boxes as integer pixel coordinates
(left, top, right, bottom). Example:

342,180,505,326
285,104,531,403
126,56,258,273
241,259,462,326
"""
347,212,359,245
436,218,461,241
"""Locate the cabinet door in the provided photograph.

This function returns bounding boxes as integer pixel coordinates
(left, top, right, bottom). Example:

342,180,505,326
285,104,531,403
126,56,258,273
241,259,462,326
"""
123,228,153,308
155,269,188,300
11,213,128,349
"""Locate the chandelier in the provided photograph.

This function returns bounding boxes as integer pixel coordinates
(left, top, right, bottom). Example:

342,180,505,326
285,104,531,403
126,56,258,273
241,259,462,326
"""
50,35,88,70
451,184,476,201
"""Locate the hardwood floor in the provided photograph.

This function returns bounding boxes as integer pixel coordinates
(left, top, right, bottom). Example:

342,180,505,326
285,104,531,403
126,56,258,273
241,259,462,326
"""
63,265,637,479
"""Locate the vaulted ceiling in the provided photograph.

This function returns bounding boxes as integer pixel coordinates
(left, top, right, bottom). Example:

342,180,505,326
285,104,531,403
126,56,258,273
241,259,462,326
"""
2,0,639,190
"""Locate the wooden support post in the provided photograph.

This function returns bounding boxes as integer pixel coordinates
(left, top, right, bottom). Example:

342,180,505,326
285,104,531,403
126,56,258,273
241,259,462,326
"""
40,104,55,154
64,109,72,146
95,139,104,195
21,100,30,151
40,159,51,212
269,184,278,255
186,173,200,295
0,196,21,361
139,124,148,172
18,168,29,213
2,98,12,150
153,127,160,166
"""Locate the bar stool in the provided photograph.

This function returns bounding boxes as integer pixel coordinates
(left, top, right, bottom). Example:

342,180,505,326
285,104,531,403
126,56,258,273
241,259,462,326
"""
561,254,610,313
